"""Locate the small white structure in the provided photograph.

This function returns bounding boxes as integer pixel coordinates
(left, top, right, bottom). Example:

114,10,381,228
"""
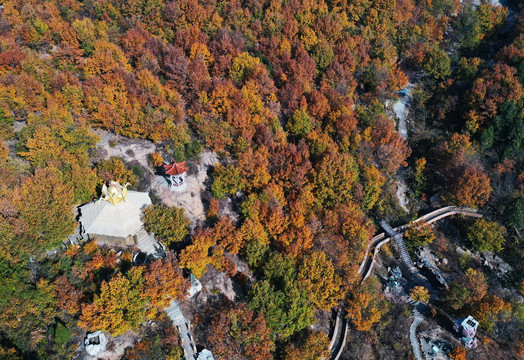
454,315,479,349
163,161,188,192
197,349,215,360
79,181,151,246
85,331,108,356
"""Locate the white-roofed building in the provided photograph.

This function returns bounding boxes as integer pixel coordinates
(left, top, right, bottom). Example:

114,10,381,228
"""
79,181,152,247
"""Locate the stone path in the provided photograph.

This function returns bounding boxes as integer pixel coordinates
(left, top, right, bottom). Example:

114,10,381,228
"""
165,300,197,360
135,228,163,255
409,305,425,360
392,83,415,140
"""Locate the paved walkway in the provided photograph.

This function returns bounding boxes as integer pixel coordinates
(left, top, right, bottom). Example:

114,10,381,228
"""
135,228,163,255
165,300,197,360
409,305,425,360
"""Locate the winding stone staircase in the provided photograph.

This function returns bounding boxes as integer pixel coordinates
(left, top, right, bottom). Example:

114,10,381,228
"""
409,305,425,360
328,206,482,360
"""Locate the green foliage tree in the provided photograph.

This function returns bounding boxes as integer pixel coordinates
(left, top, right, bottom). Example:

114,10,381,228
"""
314,152,358,208
504,196,524,234
249,253,314,338
211,164,246,199
287,108,313,138
404,220,436,251
411,158,427,197
467,219,506,253
230,52,261,84
422,44,451,79
481,101,524,158
312,40,334,71
445,283,471,310
143,205,190,246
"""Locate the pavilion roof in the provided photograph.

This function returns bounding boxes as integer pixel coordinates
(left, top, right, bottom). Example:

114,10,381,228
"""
163,161,188,175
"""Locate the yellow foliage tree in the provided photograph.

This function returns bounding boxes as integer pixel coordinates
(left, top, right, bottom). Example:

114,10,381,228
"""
79,268,147,336
298,251,343,310
410,286,430,303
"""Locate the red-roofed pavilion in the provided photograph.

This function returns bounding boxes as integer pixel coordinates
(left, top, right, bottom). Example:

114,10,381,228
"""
163,161,188,191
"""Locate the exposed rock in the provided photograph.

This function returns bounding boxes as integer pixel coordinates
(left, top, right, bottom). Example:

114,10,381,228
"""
150,151,220,230
92,129,157,169
198,267,237,302
82,332,135,360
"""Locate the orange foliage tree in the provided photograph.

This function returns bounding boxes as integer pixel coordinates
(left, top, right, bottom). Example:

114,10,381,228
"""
282,330,331,360
449,346,467,360
448,165,492,208
143,254,190,312
207,302,275,360
346,278,389,331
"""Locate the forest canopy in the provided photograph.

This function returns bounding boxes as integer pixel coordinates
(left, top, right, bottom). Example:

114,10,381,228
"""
0,0,522,358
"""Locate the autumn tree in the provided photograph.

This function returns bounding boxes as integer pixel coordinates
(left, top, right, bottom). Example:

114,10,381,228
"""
55,275,84,315
178,227,235,279
211,163,246,198
207,302,275,360
18,167,76,255
314,151,358,208
297,251,343,310
463,268,488,304
366,114,411,175
320,202,375,284
448,165,492,208
449,346,467,360
0,259,57,329
143,204,190,246
346,278,389,331
143,254,190,312
179,229,215,278
467,219,506,252
123,322,183,360
410,286,430,304
361,164,385,210
95,157,137,185
282,330,331,360
404,220,436,251
472,295,513,332
80,268,147,336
